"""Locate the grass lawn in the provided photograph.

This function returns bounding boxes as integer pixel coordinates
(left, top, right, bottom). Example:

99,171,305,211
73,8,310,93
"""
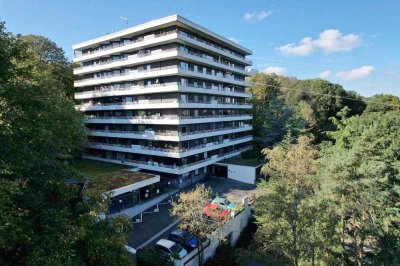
72,159,156,193
72,159,129,178
219,155,263,167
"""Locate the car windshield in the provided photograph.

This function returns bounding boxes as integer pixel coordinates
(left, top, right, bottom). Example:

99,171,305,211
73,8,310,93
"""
170,243,182,253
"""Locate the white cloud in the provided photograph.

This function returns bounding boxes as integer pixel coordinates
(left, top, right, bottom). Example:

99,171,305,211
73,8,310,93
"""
228,37,239,43
257,11,271,21
314,29,360,53
335,66,375,81
278,37,315,56
277,29,361,56
264,66,286,76
319,70,332,79
243,10,272,23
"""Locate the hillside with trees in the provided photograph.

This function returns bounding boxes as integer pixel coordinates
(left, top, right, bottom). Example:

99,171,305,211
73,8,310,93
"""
246,73,400,266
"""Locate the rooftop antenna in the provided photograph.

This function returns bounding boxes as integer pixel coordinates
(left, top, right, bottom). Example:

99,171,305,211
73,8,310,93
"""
120,17,128,28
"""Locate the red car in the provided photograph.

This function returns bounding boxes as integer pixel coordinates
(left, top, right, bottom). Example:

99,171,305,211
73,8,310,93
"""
203,203,230,220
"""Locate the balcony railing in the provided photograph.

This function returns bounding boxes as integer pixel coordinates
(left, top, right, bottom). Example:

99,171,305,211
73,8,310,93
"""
177,30,247,60
75,48,178,71
85,114,252,121
75,64,247,85
88,125,252,137
76,100,251,109
83,146,250,170
75,65,178,84
75,29,250,64
76,30,178,58
87,135,251,154
75,47,247,75
74,82,251,98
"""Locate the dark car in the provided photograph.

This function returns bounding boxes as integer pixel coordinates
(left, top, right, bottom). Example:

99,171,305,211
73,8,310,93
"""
168,230,199,251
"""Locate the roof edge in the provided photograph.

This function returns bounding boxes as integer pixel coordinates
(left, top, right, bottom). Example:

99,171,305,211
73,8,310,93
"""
72,14,252,55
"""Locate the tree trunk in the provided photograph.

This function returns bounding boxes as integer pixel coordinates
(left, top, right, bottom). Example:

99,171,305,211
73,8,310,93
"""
356,236,364,266
352,219,363,266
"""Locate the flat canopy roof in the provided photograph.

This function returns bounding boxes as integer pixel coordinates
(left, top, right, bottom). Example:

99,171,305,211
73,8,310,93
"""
217,155,264,167
88,169,160,195
72,159,160,195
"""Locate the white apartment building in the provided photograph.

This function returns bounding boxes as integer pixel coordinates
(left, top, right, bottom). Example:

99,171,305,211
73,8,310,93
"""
73,15,253,187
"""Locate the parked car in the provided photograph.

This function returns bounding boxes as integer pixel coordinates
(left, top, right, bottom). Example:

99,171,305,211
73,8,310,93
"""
168,229,199,251
203,203,231,220
156,239,188,259
211,197,237,211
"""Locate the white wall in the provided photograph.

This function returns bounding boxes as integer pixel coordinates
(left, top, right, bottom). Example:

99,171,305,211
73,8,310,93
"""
227,164,256,184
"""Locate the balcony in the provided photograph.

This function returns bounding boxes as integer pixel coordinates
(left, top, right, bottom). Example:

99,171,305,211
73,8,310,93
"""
74,65,252,88
74,48,249,76
87,124,253,141
82,146,251,175
177,30,252,65
86,135,252,158
73,30,179,63
76,100,252,111
84,114,253,125
73,29,251,66
74,82,252,100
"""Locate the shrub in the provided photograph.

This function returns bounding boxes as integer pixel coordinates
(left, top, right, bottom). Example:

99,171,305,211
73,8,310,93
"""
136,247,173,266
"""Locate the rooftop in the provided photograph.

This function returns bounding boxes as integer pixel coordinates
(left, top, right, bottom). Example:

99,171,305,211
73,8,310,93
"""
218,155,264,167
72,159,158,193
72,14,252,55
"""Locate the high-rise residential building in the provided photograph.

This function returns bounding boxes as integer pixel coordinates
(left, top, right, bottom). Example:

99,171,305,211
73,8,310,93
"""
73,15,253,187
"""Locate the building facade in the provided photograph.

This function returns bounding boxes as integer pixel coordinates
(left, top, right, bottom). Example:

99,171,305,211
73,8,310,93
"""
73,15,253,187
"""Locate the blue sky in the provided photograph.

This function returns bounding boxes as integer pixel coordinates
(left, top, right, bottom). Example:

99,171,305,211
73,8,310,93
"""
1,0,399,96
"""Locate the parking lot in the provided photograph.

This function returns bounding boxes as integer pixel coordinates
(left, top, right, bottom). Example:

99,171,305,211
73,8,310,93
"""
127,176,257,250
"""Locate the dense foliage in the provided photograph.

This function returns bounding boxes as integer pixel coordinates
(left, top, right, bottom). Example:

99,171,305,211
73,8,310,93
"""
251,72,400,265
0,21,132,265
319,109,400,265
254,135,339,265
136,247,173,266
247,73,366,149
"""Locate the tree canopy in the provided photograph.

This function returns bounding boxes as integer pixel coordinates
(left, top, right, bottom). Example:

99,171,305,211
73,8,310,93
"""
319,109,400,265
0,20,132,265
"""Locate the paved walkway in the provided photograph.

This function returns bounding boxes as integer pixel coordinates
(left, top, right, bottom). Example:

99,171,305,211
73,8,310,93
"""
200,177,257,202
128,200,176,248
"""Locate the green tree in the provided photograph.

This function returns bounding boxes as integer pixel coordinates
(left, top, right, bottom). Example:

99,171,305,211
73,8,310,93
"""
364,94,400,114
15,34,76,98
170,184,227,265
254,134,338,265
319,110,400,266
277,76,365,141
247,74,366,147
247,73,297,149
0,20,133,265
